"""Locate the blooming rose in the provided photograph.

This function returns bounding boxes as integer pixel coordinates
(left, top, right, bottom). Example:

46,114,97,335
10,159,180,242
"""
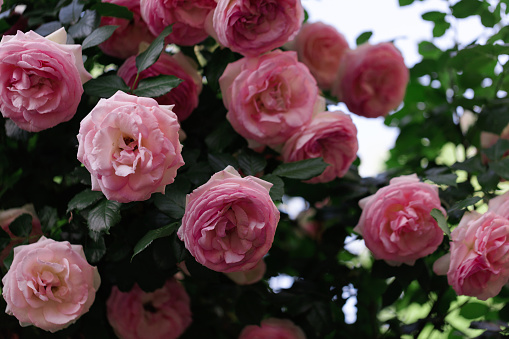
2,236,100,332
118,52,202,121
106,278,192,339
288,22,350,90
76,91,184,203
354,174,445,266
488,191,509,219
331,42,409,118
0,28,91,132
281,110,358,183
225,259,266,285
140,0,216,46
177,166,280,272
98,0,155,59
239,318,306,339
0,204,43,262
213,0,304,57
219,50,319,149
433,212,509,300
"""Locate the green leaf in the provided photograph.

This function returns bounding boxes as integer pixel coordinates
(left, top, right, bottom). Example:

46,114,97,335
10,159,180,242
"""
91,2,133,20
81,25,119,50
0,227,11,251
356,31,372,46
483,139,509,161
477,169,500,191
476,105,509,135
84,235,106,264
459,302,489,319
433,21,451,38
452,157,484,173
451,0,483,18
238,149,267,176
132,75,182,98
489,158,509,180
38,206,58,233
172,233,188,263
418,41,442,59
87,199,121,234
272,158,328,180
131,222,180,261
153,180,190,219
399,0,414,6
136,24,173,73
67,189,104,213
68,10,99,39
3,248,14,270
425,167,458,187
422,11,447,21
34,21,62,36
448,196,482,213
58,0,83,24
9,214,32,238
205,121,239,152
261,174,284,201
208,153,239,173
431,208,450,236
83,75,130,98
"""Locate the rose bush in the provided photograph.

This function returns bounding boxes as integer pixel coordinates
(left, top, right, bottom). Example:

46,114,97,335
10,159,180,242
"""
1,237,100,332
239,318,306,339
76,91,184,203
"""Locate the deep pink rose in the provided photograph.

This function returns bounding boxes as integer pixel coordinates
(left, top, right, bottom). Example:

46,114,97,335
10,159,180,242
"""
354,174,445,266
0,28,91,132
177,166,280,273
0,204,43,262
213,0,304,57
331,42,409,118
117,52,202,121
288,22,350,90
488,191,509,219
106,278,192,339
140,0,216,46
434,212,509,300
239,318,306,339
2,237,100,332
225,259,266,285
98,0,156,59
219,50,319,149
76,91,184,203
281,110,358,183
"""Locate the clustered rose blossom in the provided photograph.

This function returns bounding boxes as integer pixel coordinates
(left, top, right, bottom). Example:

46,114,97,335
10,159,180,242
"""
178,166,280,273
118,52,202,121
332,42,409,118
106,278,192,339
219,50,318,149
239,318,306,339
354,174,445,266
0,28,91,132
98,0,155,59
288,22,350,90
2,237,100,332
282,110,358,183
213,0,304,57
77,91,184,203
225,259,266,285
0,204,43,262
140,0,217,46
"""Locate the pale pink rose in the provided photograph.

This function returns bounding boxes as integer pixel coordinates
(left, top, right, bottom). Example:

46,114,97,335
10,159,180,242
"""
98,0,156,59
140,0,216,46
213,0,304,57
354,174,445,266
0,204,43,262
281,111,358,183
288,22,350,90
434,212,509,300
106,278,192,339
2,236,101,332
177,166,280,273
219,50,319,149
118,52,202,121
225,259,266,285
76,91,184,203
331,42,409,118
239,318,306,339
0,28,91,132
488,191,509,219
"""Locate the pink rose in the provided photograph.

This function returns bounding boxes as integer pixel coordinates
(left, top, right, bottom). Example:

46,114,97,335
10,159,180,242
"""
98,0,156,59
488,191,509,219
2,236,100,332
0,28,91,132
118,52,202,121
106,278,192,339
331,42,409,118
354,174,445,266
177,166,280,273
219,50,319,149
0,204,43,262
225,259,266,285
239,318,306,339
434,212,509,300
281,110,358,183
140,0,216,46
213,0,304,57
76,91,184,203
288,22,350,90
